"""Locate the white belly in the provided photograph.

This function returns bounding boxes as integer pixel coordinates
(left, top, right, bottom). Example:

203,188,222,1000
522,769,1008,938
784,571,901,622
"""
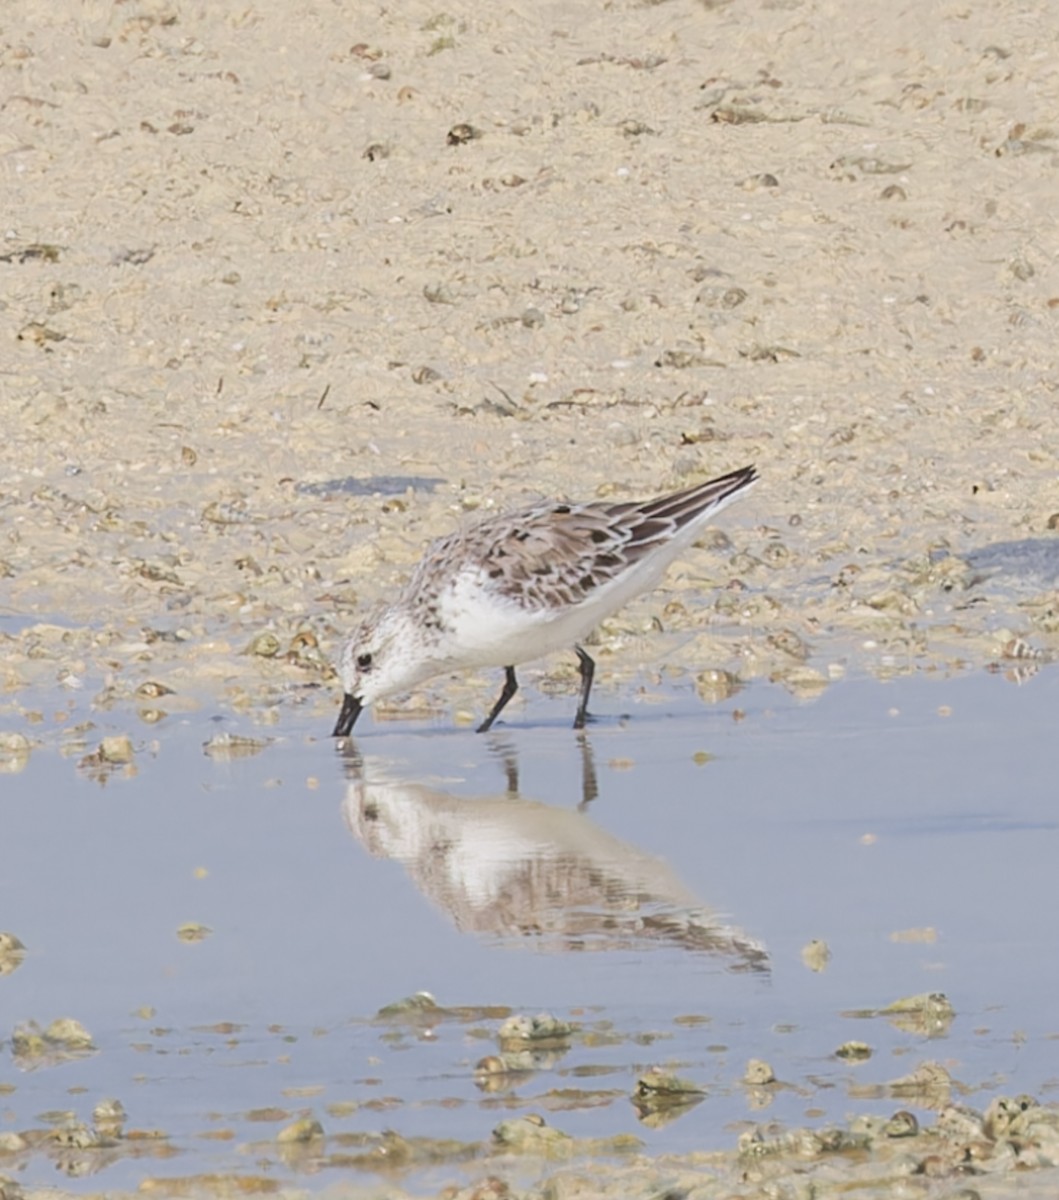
436,555,673,669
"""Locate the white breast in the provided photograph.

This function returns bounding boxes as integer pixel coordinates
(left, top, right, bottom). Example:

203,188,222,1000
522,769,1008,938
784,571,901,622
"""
436,548,678,670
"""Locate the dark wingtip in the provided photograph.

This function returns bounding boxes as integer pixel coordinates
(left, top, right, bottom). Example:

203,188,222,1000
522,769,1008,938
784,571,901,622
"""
332,693,363,738
720,464,758,497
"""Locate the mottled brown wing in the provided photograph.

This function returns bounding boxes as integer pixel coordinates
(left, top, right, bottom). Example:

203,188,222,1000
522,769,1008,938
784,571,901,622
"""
471,465,757,612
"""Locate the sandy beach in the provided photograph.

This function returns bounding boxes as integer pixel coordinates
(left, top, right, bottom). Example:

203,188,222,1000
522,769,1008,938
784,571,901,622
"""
2,0,1058,728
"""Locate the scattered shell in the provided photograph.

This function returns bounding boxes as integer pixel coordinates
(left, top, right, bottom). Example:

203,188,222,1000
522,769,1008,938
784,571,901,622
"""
695,285,748,309
276,1118,324,1144
885,1060,953,1103
883,1110,919,1137
938,1103,988,1141
0,241,61,264
492,1114,572,1154
498,1013,575,1046
474,1052,537,1087
202,733,270,759
52,1123,101,1150
767,629,810,660
0,733,31,772
711,104,768,125
0,931,26,955
1001,635,1042,661
423,282,457,305
99,735,135,764
18,321,66,346
635,1067,706,1099
631,1068,706,1124
800,938,831,972
447,123,480,145
655,348,724,369
135,681,174,699
983,1093,1043,1140
45,1018,94,1047
0,933,26,976
202,498,255,526
695,668,739,702
835,1041,872,1061
92,1098,126,1136
743,1059,776,1085
771,665,828,698
176,922,212,943
247,632,282,658
881,991,956,1036
376,991,439,1019
12,1017,97,1067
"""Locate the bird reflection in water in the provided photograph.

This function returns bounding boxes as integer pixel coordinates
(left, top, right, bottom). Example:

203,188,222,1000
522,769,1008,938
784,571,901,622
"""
337,737,767,971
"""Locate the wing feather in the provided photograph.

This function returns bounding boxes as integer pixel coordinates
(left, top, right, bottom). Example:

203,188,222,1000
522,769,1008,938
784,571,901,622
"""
401,466,757,616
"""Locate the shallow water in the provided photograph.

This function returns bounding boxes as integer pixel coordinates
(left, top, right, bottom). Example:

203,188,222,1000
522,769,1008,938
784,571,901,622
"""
2,667,1058,1191
964,536,1059,595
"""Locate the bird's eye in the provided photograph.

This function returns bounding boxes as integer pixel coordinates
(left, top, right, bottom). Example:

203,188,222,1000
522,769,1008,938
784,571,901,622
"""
356,652,373,671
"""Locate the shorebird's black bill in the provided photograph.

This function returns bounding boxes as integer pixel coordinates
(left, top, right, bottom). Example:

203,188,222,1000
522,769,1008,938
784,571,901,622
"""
332,693,363,737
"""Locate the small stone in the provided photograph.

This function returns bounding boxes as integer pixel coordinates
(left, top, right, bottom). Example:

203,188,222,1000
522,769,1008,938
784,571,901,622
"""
277,1118,324,1144
247,632,281,658
498,1013,575,1045
835,1040,872,1061
93,1098,126,1134
176,922,212,943
203,733,270,759
743,1059,776,1085
44,1018,95,1049
99,735,134,764
376,991,439,1018
447,123,480,146
801,938,831,972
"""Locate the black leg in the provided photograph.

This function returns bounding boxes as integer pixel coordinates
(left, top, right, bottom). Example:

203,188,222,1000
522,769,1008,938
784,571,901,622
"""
477,666,518,733
573,646,595,730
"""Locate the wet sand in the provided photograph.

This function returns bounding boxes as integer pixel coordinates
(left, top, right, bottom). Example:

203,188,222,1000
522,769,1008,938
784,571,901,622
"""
3,0,1059,730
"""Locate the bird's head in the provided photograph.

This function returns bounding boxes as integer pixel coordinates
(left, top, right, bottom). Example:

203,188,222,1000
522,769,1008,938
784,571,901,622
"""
332,608,431,736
